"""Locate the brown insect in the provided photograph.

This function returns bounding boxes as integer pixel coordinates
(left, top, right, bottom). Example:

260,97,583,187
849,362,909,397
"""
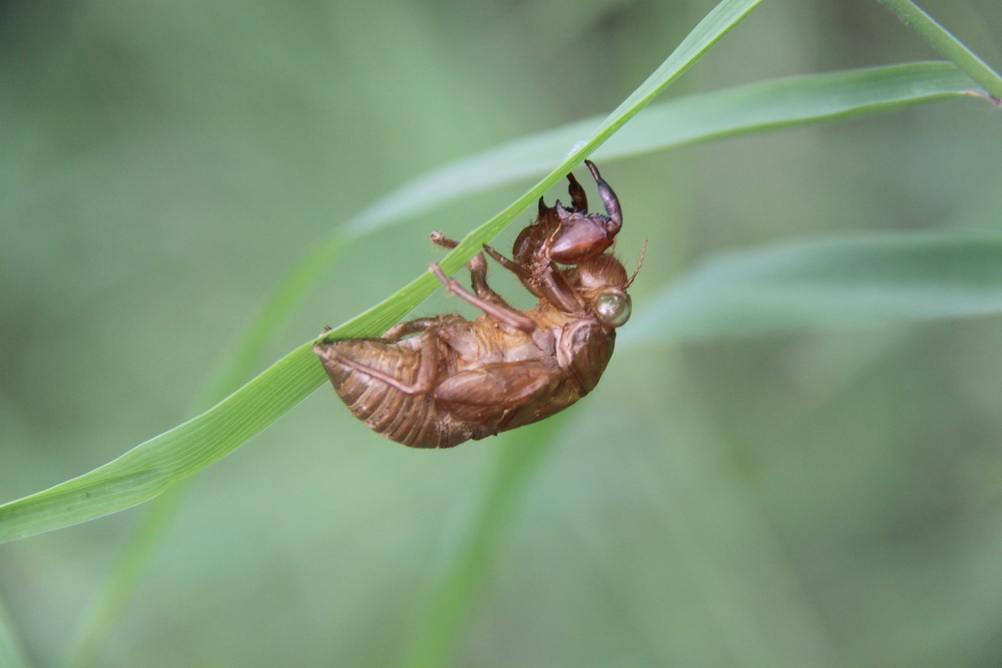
314,161,641,448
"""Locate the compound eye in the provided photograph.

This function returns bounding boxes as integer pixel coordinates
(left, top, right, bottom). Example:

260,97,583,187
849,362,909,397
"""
594,289,632,328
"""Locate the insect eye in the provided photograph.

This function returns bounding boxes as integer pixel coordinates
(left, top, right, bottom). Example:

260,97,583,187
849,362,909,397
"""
594,289,632,328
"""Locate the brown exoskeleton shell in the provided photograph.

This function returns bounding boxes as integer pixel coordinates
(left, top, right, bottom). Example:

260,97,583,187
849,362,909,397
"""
515,160,622,266
484,161,624,314
314,162,639,448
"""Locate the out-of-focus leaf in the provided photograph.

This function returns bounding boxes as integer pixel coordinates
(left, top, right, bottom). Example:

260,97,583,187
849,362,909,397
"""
0,595,31,668
0,342,324,543
622,232,1002,345
347,61,981,236
879,0,1002,100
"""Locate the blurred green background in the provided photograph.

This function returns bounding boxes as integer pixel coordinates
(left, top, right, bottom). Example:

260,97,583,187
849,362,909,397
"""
2,0,1002,666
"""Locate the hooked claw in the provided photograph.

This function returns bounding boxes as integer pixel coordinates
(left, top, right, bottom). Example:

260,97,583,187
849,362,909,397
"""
585,160,622,236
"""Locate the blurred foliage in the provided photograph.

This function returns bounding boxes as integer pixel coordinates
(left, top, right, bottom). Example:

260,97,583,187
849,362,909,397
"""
1,0,1002,667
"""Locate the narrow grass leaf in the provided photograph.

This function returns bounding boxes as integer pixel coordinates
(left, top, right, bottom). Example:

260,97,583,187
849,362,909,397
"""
0,595,32,668
0,343,324,543
878,0,1002,101
600,61,982,157
622,232,1002,345
347,61,980,240
403,421,561,668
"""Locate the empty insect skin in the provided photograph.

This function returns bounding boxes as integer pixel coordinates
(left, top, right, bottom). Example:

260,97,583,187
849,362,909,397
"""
485,160,623,314
314,162,640,448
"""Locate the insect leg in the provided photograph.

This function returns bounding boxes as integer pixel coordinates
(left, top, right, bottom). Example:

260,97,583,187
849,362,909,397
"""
534,267,586,314
430,232,512,306
585,160,622,235
383,314,465,340
429,231,460,249
482,244,523,276
429,263,537,334
484,243,584,314
324,331,440,395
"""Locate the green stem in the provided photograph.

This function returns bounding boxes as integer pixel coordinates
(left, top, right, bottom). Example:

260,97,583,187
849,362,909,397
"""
0,592,32,668
878,0,1002,101
65,238,352,667
66,484,187,668
402,425,558,668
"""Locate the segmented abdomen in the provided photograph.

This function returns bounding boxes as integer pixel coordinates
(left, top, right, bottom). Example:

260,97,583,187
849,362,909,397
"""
314,338,479,448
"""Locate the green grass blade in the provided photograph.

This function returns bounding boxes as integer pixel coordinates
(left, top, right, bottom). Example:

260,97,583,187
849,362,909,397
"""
0,342,325,543
402,421,560,668
562,0,766,167
65,484,187,668
0,594,32,668
195,236,352,408
623,232,1002,345
601,61,981,155
339,0,767,310
879,0,1002,101
62,245,356,668
346,61,981,239
315,0,767,346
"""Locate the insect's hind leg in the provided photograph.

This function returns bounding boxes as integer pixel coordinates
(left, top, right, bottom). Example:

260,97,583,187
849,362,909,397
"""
383,314,466,340
324,330,441,396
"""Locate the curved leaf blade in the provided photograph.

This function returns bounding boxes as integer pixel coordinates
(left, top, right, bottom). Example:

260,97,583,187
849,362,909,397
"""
879,0,1002,101
600,61,982,158
347,61,981,237
0,595,31,668
622,232,1002,345
0,343,324,543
